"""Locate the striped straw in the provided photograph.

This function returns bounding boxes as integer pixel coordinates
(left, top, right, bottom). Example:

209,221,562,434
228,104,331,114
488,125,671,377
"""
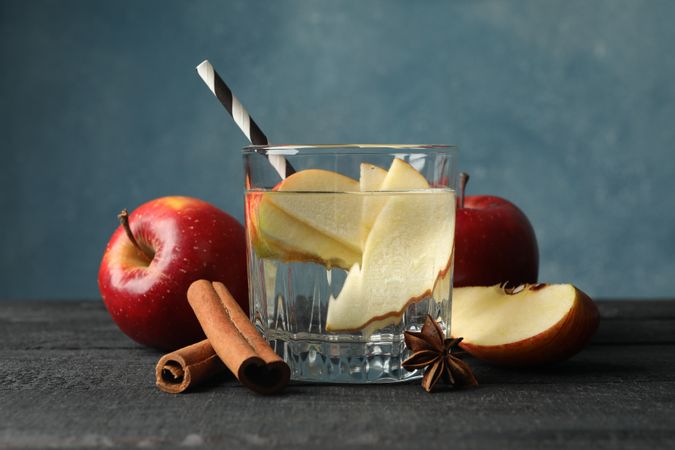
196,60,294,178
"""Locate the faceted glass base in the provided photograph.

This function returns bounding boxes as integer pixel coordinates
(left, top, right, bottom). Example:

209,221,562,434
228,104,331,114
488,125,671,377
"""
264,329,423,383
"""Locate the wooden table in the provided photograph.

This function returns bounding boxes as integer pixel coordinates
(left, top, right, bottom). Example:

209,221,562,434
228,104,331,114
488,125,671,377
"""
1,300,674,449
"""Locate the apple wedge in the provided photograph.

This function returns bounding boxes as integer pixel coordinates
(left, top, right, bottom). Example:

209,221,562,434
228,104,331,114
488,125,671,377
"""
247,191,360,269
359,163,387,245
451,284,599,366
359,158,431,234
265,169,365,253
359,163,388,191
326,158,455,332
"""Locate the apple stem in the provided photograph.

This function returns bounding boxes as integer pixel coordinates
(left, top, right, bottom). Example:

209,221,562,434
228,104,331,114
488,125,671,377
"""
458,172,469,208
117,209,154,262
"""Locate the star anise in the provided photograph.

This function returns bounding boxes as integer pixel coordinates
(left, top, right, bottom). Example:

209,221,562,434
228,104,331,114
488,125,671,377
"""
402,315,478,392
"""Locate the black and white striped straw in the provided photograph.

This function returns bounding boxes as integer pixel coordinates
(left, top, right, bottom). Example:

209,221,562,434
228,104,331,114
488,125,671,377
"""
196,60,294,178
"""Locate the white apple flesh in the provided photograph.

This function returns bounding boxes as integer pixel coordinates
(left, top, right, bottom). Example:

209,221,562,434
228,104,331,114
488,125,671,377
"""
252,196,361,269
266,169,365,253
359,163,388,241
359,159,431,234
247,169,366,269
452,283,599,366
359,163,388,192
326,159,455,332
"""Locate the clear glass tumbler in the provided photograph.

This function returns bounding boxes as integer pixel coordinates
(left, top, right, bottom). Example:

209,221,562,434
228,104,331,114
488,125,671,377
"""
243,145,458,383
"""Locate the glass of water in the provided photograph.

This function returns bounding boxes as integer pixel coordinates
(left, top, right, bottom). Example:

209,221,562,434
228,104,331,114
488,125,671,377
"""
243,145,458,383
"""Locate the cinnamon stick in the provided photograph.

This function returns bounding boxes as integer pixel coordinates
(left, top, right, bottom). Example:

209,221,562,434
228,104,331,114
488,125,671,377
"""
155,339,227,394
187,280,290,395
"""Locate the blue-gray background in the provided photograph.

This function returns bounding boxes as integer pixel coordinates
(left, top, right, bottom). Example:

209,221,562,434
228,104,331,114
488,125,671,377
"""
1,0,674,300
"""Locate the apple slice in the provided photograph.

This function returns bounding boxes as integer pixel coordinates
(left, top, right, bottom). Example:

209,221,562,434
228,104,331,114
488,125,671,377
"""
359,163,388,191
248,169,365,269
266,169,365,253
379,157,431,191
359,159,431,240
247,192,360,269
251,166,383,261
326,159,455,332
359,163,387,245
451,284,599,366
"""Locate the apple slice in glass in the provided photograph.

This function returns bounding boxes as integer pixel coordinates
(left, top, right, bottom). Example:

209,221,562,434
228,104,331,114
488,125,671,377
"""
265,169,365,253
248,169,365,269
326,158,455,332
359,159,431,233
451,283,599,365
359,163,387,245
248,191,361,269
359,163,388,192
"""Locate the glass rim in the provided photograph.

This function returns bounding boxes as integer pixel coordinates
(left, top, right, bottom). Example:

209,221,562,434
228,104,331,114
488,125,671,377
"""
242,144,457,156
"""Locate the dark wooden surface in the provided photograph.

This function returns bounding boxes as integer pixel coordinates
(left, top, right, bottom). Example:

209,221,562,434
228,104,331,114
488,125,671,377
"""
1,300,674,449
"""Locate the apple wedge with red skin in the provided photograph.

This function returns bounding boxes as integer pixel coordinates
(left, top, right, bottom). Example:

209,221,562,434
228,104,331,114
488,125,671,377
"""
452,283,599,366
454,173,539,288
245,172,362,269
98,196,248,351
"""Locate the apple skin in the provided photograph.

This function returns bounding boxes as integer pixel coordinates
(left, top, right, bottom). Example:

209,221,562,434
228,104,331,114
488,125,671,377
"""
98,196,248,351
457,287,599,366
455,195,539,287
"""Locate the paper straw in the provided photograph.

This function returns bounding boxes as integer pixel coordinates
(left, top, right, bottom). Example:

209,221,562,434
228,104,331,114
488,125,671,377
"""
196,60,294,178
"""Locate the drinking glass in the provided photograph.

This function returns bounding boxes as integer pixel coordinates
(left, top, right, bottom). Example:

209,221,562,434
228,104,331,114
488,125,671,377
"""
243,145,457,383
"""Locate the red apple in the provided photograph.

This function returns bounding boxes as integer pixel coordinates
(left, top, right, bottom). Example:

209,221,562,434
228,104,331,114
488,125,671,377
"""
98,196,248,350
454,173,539,287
